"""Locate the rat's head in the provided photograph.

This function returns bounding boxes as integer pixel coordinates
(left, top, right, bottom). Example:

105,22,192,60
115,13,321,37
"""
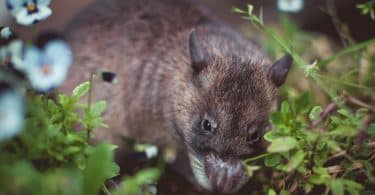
175,31,292,193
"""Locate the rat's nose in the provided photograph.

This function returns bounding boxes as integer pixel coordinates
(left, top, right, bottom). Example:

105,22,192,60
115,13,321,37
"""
204,152,248,194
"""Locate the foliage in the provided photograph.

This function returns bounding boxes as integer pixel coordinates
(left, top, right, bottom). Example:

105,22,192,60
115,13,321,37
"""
235,5,375,195
357,0,375,21
0,82,160,195
0,83,113,194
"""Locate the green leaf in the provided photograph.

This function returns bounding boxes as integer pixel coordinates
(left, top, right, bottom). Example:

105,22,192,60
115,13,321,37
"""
337,109,351,117
294,92,311,114
90,101,107,116
309,167,330,185
263,130,283,142
82,143,118,195
265,153,281,167
72,81,90,99
134,168,161,184
267,137,297,153
280,190,290,195
309,106,322,121
366,124,375,136
343,180,363,195
232,7,245,14
270,112,284,126
113,168,161,195
283,150,305,172
330,179,344,195
267,189,277,195
281,101,290,114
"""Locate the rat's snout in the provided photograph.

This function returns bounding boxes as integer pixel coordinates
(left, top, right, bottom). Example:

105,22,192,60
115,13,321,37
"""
204,152,248,194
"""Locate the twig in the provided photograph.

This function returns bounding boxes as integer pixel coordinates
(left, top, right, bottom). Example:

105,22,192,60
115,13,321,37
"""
368,142,375,148
342,91,375,113
309,103,337,128
325,0,354,47
327,141,375,164
327,162,363,174
327,150,346,161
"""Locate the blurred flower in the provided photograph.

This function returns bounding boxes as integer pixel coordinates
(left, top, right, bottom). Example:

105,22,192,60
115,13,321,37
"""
0,82,24,142
94,70,118,84
277,0,304,13
0,27,12,39
133,144,159,160
0,26,18,46
22,39,72,92
6,0,52,26
144,145,158,159
0,40,24,68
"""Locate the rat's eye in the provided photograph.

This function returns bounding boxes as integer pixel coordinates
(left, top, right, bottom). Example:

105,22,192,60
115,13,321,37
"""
247,125,261,144
202,119,212,133
247,131,260,143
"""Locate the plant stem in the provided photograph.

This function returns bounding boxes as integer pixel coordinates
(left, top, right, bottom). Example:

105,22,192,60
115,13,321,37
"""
244,153,270,164
86,71,95,142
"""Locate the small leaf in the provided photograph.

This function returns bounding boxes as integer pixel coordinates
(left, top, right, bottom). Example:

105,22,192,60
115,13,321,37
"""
330,179,344,195
270,112,284,126
366,124,375,136
135,168,161,184
343,180,363,195
337,109,350,117
265,153,281,167
280,190,290,195
72,81,90,99
232,7,245,14
113,168,161,195
268,189,277,195
309,106,322,121
267,137,297,153
294,92,311,114
263,130,282,142
247,4,254,16
82,143,118,195
283,150,305,172
90,101,107,116
281,101,290,114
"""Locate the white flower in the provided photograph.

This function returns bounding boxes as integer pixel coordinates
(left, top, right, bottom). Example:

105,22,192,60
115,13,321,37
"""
0,83,24,142
6,0,52,26
0,40,24,68
0,27,12,39
145,145,158,159
23,40,72,92
277,0,304,13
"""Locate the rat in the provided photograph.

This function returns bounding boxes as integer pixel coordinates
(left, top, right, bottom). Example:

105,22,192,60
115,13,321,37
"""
62,0,292,193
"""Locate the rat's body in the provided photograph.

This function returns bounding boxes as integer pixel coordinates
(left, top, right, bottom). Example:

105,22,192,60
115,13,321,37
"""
63,0,292,193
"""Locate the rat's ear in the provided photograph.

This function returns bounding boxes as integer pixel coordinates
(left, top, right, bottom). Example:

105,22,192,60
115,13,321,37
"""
268,54,293,87
189,30,207,73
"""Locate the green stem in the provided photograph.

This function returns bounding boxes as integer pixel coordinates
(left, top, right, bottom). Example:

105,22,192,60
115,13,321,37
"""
244,153,271,164
319,38,375,67
316,74,374,90
102,184,111,195
86,71,95,142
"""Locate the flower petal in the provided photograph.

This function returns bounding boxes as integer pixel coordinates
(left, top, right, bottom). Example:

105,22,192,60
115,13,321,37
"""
0,87,24,142
277,0,304,13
